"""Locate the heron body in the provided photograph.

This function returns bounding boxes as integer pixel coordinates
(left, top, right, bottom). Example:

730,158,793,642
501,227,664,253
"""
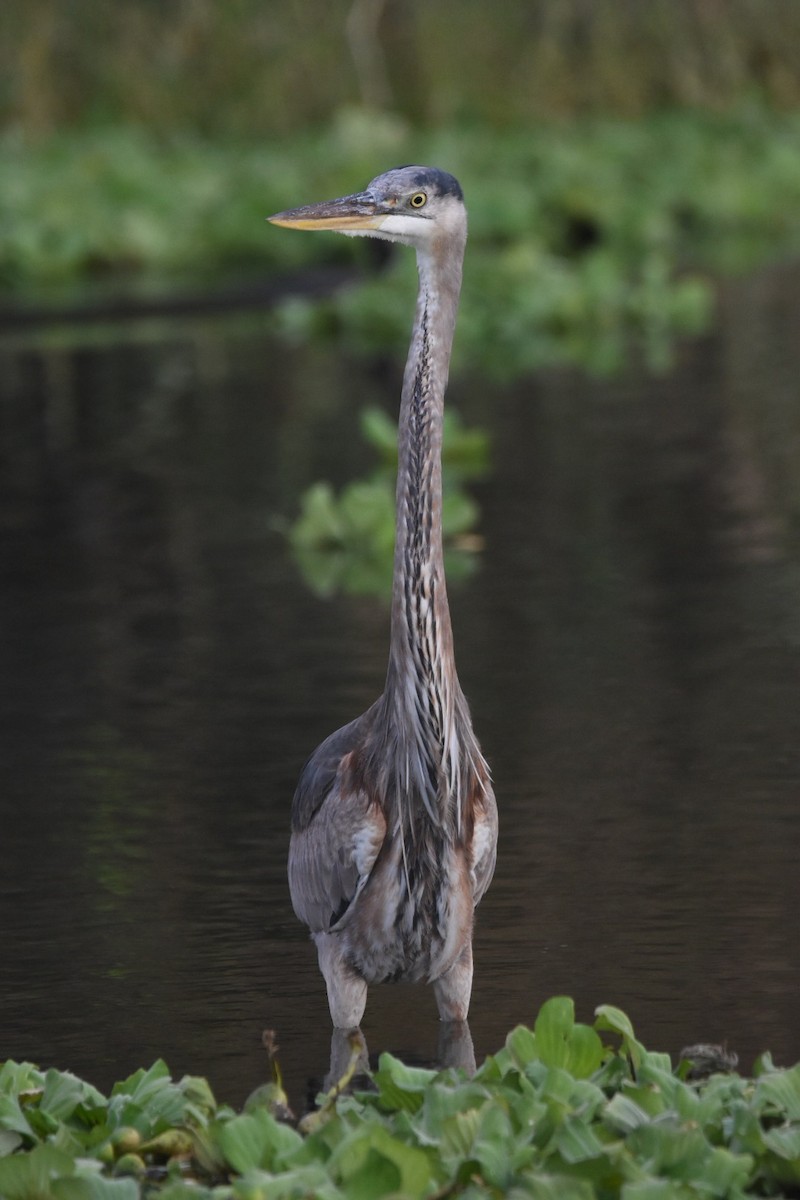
270,167,498,1029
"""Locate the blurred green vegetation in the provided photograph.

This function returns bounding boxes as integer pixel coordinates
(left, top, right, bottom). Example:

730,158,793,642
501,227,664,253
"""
4,0,800,380
5,105,800,374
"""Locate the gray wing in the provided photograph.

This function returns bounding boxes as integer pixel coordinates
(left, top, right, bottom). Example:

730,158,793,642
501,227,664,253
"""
288,703,386,933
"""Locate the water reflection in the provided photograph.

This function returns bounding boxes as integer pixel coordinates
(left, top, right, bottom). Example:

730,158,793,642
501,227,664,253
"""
1,261,799,1111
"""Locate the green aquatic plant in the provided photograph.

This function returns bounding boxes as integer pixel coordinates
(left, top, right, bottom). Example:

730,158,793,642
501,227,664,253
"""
288,407,489,598
2,998,799,1198
4,106,800,375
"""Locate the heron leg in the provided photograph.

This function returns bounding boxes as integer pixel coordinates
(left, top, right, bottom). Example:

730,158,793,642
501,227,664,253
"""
437,1019,476,1074
433,940,473,1022
324,1026,369,1091
314,932,368,1028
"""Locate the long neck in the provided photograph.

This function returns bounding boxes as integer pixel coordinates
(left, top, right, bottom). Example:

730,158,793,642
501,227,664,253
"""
370,226,488,843
384,236,466,771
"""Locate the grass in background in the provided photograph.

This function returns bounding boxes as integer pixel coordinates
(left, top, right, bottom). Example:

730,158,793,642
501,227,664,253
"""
5,0,800,136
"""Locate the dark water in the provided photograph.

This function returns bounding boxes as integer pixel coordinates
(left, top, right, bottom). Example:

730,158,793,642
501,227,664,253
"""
1,263,799,1111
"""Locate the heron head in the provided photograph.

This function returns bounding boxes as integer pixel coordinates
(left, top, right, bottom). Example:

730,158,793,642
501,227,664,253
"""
268,166,466,250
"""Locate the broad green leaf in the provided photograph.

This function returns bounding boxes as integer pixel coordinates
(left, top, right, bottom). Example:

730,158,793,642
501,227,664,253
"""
535,997,577,1069
621,1181,690,1199
697,1145,754,1194
0,1142,74,1199
160,1180,218,1199
506,1087,551,1134
570,1078,607,1115
49,1122,87,1157
635,1063,684,1109
722,1099,764,1156
567,1024,604,1079
437,1106,482,1162
602,1093,652,1134
620,1085,670,1120
541,1065,580,1109
419,1080,492,1137
232,1164,341,1199
753,1051,777,1077
762,1123,800,1160
531,998,603,1079
26,1103,61,1139
41,1069,105,1122
518,1174,596,1200
594,1005,637,1041
330,1125,432,1199
107,1063,197,1134
0,1129,22,1156
217,1108,302,1175
180,1075,217,1119
555,1115,607,1163
625,1123,711,1180
640,1052,673,1075
53,1173,140,1200
595,1006,646,1072
0,1062,45,1096
340,1147,399,1200
505,1024,538,1068
372,1053,437,1114
472,1104,515,1186
0,1093,36,1140
110,1060,171,1100
756,1064,800,1121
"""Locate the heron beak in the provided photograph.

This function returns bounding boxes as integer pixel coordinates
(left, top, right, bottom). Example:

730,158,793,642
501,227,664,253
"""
267,191,385,232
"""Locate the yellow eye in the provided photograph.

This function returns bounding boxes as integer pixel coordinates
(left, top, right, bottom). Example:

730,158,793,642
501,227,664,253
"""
409,192,427,208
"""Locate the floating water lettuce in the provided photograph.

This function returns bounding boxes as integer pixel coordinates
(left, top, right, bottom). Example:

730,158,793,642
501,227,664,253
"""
2,998,799,1198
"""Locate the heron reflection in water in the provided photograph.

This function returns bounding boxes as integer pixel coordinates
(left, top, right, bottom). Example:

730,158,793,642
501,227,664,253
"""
270,167,498,1041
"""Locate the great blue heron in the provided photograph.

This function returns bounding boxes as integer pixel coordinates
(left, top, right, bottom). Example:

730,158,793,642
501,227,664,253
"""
269,166,498,1030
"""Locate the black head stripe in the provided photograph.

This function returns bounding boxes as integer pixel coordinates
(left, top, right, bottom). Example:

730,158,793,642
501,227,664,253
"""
409,168,463,201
